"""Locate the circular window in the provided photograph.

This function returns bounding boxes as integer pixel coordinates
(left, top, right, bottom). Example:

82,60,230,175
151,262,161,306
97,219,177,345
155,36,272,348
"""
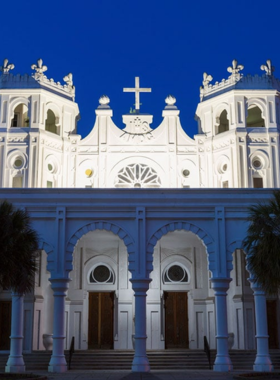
164,264,188,283
85,169,93,177
253,158,262,169
14,158,23,169
46,157,59,174
89,265,114,284
182,169,190,178
222,164,227,172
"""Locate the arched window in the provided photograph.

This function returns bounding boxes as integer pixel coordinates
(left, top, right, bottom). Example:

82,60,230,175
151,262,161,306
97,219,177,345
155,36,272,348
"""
11,104,29,127
217,110,229,134
115,163,161,188
45,109,58,134
246,106,265,127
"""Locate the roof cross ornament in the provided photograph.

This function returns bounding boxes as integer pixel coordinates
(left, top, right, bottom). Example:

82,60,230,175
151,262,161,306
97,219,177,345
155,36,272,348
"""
261,59,275,76
63,73,73,87
202,72,213,87
123,77,151,113
0,58,15,74
227,59,244,78
31,58,47,79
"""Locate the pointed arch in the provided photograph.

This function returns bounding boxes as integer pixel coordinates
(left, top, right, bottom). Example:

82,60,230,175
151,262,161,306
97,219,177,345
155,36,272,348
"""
147,221,215,273
66,221,135,273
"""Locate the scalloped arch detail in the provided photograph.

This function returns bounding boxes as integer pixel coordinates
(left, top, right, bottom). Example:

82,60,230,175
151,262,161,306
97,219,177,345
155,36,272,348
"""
9,97,30,118
66,221,135,272
39,241,55,273
40,241,54,255
147,221,215,272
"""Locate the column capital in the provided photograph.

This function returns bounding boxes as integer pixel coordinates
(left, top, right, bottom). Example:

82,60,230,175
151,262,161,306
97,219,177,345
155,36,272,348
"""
248,277,265,294
130,278,151,293
49,278,70,295
210,277,232,291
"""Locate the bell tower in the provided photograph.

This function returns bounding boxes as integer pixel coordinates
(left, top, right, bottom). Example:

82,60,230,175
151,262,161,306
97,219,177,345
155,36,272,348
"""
195,59,280,188
0,58,80,188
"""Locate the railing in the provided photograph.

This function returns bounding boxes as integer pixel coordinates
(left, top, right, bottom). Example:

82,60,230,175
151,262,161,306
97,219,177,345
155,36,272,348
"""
203,335,211,369
68,336,75,370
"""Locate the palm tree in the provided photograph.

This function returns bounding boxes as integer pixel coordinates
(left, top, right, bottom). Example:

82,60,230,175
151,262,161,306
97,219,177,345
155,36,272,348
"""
243,190,280,295
0,200,39,295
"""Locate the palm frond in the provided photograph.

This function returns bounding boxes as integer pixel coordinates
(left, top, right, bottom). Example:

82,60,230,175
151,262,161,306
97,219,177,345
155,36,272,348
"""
243,190,280,295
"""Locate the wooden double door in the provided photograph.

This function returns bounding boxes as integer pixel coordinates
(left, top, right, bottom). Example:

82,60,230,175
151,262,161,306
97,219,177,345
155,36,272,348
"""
0,301,11,350
88,292,114,349
164,292,189,348
267,300,279,349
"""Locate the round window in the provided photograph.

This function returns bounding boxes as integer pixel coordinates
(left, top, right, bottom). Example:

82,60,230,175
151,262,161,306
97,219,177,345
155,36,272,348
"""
14,158,23,169
164,264,188,283
182,169,190,178
89,265,114,284
48,163,53,172
222,164,227,172
85,169,93,177
253,159,262,169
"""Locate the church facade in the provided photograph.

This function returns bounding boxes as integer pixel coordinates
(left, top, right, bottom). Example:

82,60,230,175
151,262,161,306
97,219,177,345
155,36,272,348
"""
0,58,279,373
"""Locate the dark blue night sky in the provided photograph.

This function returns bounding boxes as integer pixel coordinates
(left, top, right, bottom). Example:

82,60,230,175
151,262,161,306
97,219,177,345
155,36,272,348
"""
1,0,279,138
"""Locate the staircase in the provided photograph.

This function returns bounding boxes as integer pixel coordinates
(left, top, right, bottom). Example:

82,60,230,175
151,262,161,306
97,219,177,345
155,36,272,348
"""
0,350,279,371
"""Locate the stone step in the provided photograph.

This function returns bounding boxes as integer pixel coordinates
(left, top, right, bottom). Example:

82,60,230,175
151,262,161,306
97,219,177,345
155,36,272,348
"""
0,350,279,371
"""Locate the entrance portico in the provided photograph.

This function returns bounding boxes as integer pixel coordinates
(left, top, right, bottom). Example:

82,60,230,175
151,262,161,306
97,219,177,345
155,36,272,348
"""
0,188,275,373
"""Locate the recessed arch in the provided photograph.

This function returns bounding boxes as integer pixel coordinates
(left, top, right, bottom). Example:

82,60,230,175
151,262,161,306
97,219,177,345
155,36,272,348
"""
66,221,135,274
9,97,30,128
246,98,266,127
147,221,215,274
45,102,61,119
213,103,230,135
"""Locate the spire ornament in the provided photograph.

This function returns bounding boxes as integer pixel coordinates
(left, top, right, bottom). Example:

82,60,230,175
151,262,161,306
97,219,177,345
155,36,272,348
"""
165,95,176,106
227,59,244,78
0,58,15,74
261,60,275,76
63,73,73,87
31,58,47,79
202,72,213,87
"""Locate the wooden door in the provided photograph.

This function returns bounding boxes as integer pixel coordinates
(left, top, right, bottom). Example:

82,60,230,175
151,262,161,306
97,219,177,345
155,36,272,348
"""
0,301,11,350
164,292,188,348
88,292,114,349
267,300,279,349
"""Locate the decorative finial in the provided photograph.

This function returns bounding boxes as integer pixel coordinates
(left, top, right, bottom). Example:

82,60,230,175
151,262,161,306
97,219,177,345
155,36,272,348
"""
0,58,15,74
202,72,213,87
261,59,275,76
227,59,244,76
63,73,73,87
165,95,176,106
99,95,110,105
98,95,110,109
31,59,47,79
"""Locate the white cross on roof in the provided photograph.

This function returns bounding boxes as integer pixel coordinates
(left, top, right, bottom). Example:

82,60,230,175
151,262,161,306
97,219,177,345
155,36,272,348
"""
123,77,151,112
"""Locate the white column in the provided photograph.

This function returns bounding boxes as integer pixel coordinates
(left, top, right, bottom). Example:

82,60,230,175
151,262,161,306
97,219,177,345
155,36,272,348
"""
249,278,273,372
5,293,25,373
48,278,69,373
211,277,233,372
130,278,151,372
